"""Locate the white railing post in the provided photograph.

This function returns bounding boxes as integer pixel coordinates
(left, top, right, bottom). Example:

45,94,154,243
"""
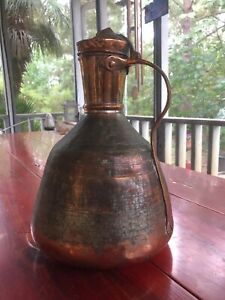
211,126,221,176
165,123,172,164
131,120,139,133
27,118,32,132
40,118,44,131
142,121,150,142
194,125,202,172
178,124,187,168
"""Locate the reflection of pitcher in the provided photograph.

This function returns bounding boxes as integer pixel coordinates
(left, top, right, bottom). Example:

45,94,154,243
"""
31,28,173,269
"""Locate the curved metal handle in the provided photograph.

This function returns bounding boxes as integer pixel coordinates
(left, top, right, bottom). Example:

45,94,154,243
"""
130,58,173,235
126,58,171,144
103,55,173,234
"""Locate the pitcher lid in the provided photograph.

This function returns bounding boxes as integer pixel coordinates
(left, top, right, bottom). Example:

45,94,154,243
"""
77,28,130,57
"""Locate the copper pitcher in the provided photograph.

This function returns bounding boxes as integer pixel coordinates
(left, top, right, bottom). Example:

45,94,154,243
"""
31,28,173,269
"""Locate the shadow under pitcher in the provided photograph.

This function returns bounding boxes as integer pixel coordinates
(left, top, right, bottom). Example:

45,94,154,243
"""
31,28,173,269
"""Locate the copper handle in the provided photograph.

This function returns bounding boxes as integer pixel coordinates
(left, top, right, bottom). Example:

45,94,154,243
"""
103,55,173,235
126,58,171,148
103,55,171,157
131,58,173,235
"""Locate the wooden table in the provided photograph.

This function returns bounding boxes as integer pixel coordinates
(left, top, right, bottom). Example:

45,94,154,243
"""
0,131,224,300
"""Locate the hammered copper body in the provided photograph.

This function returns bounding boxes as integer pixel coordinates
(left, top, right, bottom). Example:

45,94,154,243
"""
31,28,173,269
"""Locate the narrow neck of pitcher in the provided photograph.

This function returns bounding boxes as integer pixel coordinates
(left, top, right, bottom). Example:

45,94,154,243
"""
83,103,124,113
78,52,127,113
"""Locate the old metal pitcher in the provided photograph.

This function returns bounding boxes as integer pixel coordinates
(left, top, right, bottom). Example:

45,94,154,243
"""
31,28,173,269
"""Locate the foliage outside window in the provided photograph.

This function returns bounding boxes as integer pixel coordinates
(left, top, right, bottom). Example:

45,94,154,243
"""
0,0,74,115
1,0,225,121
169,0,225,118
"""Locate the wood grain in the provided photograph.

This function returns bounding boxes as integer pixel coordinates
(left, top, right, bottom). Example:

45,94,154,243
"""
153,194,225,300
1,132,224,299
162,163,225,214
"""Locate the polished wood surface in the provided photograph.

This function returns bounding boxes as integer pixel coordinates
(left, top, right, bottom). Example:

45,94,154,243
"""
0,131,225,300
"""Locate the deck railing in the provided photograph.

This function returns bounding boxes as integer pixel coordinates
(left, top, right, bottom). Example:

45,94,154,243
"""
0,112,64,133
127,115,225,177
1,113,225,176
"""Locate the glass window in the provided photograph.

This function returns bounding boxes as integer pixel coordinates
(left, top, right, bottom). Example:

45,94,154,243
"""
169,1,225,173
169,0,225,119
4,0,74,130
107,0,154,116
81,0,97,39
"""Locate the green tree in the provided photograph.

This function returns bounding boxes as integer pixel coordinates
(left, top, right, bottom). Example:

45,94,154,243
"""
169,0,225,118
0,0,71,116
19,53,74,112
5,0,69,97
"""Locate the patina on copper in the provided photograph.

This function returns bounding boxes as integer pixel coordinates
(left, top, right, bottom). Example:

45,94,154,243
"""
31,28,173,269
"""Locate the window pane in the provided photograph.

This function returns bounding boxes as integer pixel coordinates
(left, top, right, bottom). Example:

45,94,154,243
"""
5,0,75,130
81,0,97,39
169,1,225,119
107,0,154,116
169,1,225,174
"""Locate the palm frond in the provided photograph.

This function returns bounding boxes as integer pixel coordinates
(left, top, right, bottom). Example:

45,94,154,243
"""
42,0,70,28
5,0,42,13
31,23,62,57
5,0,67,96
8,28,31,60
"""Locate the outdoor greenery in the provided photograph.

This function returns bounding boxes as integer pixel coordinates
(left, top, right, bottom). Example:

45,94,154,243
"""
0,0,225,120
19,53,74,112
0,0,72,114
169,0,225,118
